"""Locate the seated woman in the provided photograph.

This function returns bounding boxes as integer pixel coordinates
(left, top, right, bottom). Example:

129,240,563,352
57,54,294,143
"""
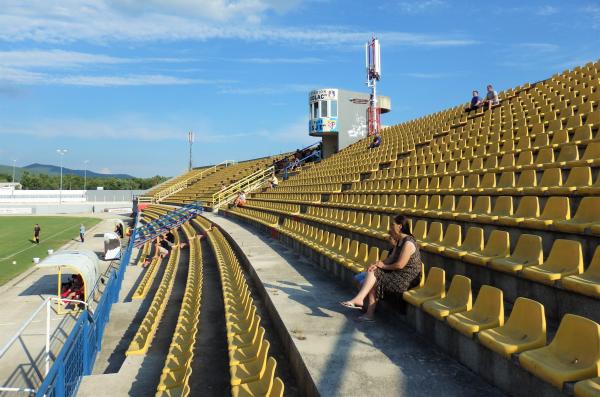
341,215,422,322
233,191,247,207
61,274,84,303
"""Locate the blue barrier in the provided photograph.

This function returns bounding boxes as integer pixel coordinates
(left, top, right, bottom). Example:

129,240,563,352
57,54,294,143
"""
35,225,138,397
283,150,321,180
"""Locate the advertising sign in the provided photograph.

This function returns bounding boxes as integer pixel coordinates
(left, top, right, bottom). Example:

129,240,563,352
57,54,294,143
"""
309,117,338,134
309,89,338,103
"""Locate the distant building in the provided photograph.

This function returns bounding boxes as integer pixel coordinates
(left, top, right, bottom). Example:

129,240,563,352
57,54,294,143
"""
0,182,22,190
308,88,391,158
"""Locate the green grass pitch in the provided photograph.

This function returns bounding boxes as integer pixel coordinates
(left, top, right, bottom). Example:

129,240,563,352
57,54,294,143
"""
0,216,100,286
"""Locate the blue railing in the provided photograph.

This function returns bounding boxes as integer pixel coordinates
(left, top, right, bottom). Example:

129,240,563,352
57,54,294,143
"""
283,150,321,180
134,202,203,248
35,225,138,397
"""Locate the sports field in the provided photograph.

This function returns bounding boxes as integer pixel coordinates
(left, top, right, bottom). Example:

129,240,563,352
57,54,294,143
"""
0,216,100,286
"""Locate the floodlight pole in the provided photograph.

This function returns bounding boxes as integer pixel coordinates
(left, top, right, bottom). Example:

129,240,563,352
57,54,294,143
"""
56,149,68,204
188,131,194,171
84,160,89,191
11,160,16,183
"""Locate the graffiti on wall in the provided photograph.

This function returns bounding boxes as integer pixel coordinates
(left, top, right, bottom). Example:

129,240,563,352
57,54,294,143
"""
347,112,367,138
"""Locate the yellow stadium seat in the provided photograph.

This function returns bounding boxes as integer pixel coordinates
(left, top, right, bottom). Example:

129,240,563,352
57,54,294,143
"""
422,275,472,320
231,357,278,397
572,125,593,144
445,227,484,259
574,378,600,397
230,340,270,385
413,220,427,241
447,285,504,337
456,196,491,221
428,223,461,254
488,234,543,274
444,195,472,219
519,314,600,389
497,196,539,226
403,267,446,307
556,143,580,166
478,297,546,358
571,142,600,167
562,246,600,299
421,222,443,250
547,166,592,195
477,196,513,223
521,196,570,229
534,147,555,169
521,239,583,285
555,197,600,234
463,230,510,266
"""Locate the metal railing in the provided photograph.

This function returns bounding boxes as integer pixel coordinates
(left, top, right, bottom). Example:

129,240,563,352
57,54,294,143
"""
134,202,203,248
283,149,321,180
211,165,275,210
33,224,138,397
153,160,235,203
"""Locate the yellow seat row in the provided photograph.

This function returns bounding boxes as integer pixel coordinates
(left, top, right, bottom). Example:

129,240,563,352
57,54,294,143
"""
280,218,381,274
156,223,203,396
202,223,284,397
127,233,182,356
404,267,600,392
228,207,279,227
414,219,598,291
353,165,600,196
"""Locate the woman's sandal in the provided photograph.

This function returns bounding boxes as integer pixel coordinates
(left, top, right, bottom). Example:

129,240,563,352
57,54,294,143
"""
340,301,363,310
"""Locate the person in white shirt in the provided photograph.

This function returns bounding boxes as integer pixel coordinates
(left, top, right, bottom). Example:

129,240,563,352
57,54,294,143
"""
484,84,500,110
270,174,279,188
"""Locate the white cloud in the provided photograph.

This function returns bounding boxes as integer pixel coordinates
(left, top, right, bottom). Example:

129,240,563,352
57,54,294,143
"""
516,43,559,52
536,5,558,16
0,49,189,69
236,57,324,64
583,4,600,28
218,83,316,95
0,1,477,47
394,0,446,14
0,49,225,86
0,65,233,87
50,74,223,86
0,117,184,140
0,49,128,68
401,72,449,79
0,114,314,147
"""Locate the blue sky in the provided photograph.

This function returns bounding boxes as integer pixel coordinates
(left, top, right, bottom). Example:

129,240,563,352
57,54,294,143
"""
0,0,599,177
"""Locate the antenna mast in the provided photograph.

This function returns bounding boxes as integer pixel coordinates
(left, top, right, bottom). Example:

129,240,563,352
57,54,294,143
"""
365,35,381,136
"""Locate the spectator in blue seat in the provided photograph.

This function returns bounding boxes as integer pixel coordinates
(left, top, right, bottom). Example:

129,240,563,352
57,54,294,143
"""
465,90,482,112
368,134,382,149
341,215,422,322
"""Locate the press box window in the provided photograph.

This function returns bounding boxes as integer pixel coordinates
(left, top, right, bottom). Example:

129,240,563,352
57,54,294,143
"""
330,100,338,117
313,102,319,119
320,100,328,117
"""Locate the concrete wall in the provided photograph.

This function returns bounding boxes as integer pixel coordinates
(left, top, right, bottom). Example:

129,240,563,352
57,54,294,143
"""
0,202,133,215
0,190,143,204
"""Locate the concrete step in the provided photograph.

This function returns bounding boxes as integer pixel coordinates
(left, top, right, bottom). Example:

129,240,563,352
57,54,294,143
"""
204,212,505,397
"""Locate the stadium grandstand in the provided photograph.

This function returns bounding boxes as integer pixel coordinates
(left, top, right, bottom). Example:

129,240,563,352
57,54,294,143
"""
8,57,592,397
2,5,600,397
